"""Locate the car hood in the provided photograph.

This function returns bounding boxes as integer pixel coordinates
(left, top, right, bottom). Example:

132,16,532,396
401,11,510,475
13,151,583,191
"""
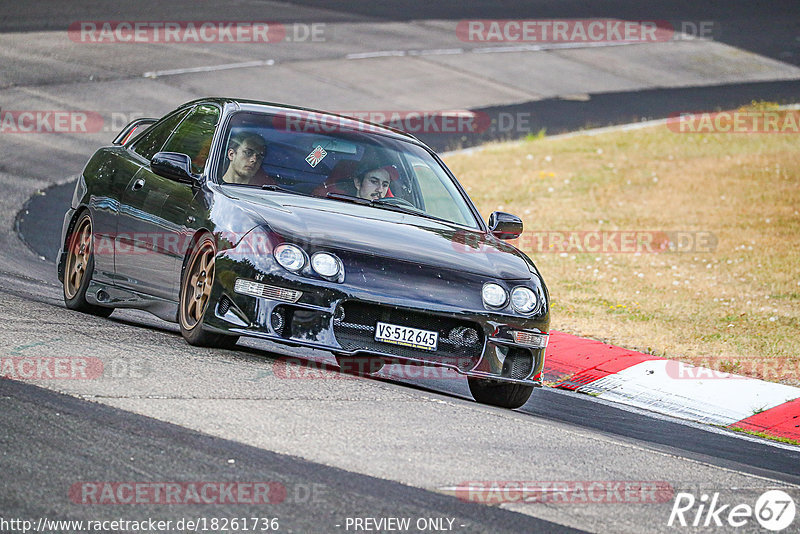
227,188,534,280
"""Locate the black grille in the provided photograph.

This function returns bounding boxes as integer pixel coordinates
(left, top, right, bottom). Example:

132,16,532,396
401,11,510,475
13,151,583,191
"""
333,301,483,367
217,296,232,316
502,347,533,380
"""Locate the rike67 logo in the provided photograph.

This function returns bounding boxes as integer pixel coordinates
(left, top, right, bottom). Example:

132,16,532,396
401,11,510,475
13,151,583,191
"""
669,490,796,531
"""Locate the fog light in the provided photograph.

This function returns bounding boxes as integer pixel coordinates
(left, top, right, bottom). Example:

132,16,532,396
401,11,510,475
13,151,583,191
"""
270,310,285,334
482,283,507,308
274,244,305,272
311,252,341,278
511,286,538,314
513,330,549,349
449,326,479,346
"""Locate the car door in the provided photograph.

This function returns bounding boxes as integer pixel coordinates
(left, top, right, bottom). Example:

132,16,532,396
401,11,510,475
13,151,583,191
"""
88,148,146,284
155,103,221,300
114,108,189,297
115,104,220,300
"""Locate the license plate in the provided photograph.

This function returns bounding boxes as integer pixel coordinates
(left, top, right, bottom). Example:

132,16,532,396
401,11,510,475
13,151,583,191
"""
375,321,438,351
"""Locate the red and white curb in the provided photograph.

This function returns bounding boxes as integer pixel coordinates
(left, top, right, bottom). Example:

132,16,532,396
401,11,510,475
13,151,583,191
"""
543,331,800,442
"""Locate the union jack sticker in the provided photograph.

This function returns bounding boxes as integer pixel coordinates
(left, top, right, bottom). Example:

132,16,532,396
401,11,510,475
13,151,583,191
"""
305,145,328,167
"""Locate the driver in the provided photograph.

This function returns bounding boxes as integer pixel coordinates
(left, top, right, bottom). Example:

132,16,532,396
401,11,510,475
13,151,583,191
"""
221,132,272,185
353,165,395,200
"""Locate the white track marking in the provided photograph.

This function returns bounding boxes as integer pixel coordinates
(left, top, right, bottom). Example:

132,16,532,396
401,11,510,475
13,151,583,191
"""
579,359,800,426
143,59,275,78
346,40,640,60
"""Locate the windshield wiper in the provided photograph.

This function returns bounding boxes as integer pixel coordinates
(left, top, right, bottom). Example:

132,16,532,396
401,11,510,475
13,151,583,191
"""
371,197,428,216
325,192,371,205
261,184,307,196
326,192,431,218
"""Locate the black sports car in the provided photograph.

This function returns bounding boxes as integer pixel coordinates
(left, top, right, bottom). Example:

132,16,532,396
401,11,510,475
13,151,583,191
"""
58,98,549,409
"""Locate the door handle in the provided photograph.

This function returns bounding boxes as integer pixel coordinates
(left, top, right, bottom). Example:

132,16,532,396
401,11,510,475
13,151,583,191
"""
131,178,145,191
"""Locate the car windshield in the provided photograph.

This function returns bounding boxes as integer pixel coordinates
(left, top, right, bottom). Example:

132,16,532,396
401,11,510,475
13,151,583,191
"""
217,111,480,228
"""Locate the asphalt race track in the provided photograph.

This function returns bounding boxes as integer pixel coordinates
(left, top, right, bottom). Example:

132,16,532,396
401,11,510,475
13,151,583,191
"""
2,2,800,533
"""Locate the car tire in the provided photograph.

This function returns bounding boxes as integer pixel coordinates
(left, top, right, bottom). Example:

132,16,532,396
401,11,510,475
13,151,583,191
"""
62,211,113,318
179,233,239,348
467,377,534,409
335,355,385,375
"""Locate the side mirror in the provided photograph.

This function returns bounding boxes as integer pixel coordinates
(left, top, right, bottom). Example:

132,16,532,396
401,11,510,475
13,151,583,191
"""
488,211,523,240
112,117,157,145
151,152,199,185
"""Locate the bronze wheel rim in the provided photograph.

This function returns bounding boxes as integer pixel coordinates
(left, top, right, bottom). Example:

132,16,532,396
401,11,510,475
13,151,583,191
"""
181,239,215,330
64,215,92,300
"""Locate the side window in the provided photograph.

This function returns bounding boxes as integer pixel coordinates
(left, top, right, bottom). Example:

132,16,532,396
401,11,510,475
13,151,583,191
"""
413,162,472,226
131,109,189,161
162,104,220,174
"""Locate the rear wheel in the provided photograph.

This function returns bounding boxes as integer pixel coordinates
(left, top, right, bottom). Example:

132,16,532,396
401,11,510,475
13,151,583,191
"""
179,234,239,348
63,211,113,317
335,355,385,375
468,377,534,409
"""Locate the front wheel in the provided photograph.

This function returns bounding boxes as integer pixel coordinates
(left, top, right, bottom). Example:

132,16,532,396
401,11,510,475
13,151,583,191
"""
468,377,534,409
178,234,239,348
63,211,113,317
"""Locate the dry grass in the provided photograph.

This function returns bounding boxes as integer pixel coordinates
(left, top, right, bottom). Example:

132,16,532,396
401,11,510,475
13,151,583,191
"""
444,108,800,385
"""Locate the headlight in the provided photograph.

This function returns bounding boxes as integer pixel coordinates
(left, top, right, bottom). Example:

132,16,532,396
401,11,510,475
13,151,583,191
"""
311,252,341,278
511,286,538,314
482,283,508,308
274,244,305,272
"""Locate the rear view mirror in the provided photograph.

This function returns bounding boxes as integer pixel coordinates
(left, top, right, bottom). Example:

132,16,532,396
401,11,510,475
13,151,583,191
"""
151,152,198,185
488,211,523,240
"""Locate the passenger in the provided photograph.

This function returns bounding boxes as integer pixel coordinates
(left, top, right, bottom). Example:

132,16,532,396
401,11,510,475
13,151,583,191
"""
221,132,271,185
353,165,394,200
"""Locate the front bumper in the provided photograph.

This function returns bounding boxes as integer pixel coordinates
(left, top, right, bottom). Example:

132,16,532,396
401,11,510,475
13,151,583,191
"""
204,251,549,385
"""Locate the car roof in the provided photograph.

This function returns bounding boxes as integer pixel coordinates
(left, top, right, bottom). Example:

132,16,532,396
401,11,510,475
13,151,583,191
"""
179,97,424,145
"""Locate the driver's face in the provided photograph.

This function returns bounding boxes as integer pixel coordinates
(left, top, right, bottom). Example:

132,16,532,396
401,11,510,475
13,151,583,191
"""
355,169,391,200
228,140,265,180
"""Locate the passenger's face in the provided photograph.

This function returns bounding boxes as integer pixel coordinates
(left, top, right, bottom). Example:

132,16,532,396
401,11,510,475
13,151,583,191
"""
228,140,265,180
355,169,391,200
